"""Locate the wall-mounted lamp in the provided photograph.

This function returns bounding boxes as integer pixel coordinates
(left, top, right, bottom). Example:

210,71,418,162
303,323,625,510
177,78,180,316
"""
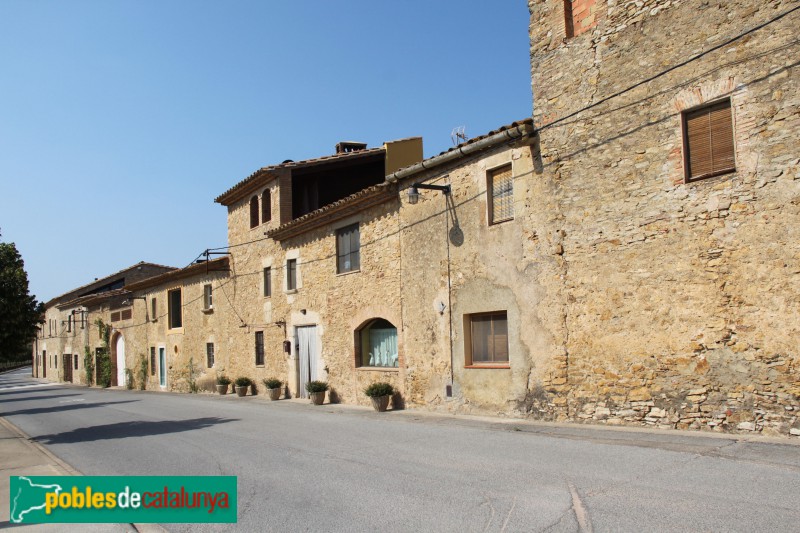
407,182,451,205
437,301,447,315
120,296,147,306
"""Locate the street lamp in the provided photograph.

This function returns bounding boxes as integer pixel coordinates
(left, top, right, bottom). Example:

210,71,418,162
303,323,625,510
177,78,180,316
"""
407,182,451,204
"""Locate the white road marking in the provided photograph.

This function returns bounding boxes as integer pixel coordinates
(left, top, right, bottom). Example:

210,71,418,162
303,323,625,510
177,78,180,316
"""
0,382,59,391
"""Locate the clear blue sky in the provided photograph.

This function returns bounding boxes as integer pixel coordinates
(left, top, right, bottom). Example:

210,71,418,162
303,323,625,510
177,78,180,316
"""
0,1,532,303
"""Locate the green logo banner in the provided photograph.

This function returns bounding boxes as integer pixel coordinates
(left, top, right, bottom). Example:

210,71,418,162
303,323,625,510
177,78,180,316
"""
9,476,237,524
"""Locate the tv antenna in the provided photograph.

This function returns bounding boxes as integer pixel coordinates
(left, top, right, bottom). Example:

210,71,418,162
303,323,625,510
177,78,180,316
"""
451,126,468,146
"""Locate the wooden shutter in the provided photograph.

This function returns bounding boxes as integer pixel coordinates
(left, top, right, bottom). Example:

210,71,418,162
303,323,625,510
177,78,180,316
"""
489,165,514,224
685,100,735,181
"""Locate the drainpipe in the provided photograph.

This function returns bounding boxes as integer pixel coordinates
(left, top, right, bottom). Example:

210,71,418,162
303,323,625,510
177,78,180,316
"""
385,122,535,184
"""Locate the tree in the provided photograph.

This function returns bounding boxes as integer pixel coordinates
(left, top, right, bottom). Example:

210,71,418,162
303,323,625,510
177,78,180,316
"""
0,231,42,361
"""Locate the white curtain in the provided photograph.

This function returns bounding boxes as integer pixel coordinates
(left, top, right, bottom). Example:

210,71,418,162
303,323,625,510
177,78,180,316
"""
297,326,318,397
368,328,398,367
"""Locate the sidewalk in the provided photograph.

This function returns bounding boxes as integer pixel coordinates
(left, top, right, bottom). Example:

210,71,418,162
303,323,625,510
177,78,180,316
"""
0,416,154,532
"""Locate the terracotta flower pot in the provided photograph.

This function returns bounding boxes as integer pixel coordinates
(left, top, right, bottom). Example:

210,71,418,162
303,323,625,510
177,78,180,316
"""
216,384,228,395
267,387,281,401
371,395,391,412
310,391,325,405
235,385,248,397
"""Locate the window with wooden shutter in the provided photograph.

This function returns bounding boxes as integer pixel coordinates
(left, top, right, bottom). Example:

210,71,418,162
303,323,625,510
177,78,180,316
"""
683,100,735,182
255,332,264,366
467,312,509,366
488,164,514,224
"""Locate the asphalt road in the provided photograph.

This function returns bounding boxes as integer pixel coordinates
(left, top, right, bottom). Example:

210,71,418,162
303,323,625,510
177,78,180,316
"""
2,367,799,532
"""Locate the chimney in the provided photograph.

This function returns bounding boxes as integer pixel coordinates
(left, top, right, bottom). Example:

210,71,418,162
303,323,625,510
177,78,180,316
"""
335,141,368,154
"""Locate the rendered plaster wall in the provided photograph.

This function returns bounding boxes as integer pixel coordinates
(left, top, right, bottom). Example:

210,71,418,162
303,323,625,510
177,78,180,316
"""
528,0,800,435
398,141,549,413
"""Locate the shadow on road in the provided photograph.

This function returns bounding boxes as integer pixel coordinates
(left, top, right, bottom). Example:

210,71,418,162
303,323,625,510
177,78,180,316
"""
0,400,139,417
0,393,84,404
35,417,239,444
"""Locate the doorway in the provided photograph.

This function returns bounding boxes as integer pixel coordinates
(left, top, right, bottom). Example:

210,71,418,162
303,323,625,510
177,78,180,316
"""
115,335,126,387
63,354,73,383
296,325,319,399
158,347,166,387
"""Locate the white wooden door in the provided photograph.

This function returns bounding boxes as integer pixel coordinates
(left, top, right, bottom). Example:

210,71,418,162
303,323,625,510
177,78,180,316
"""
115,335,126,387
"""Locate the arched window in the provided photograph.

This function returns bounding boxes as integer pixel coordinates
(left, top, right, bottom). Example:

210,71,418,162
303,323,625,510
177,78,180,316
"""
262,189,272,223
357,319,398,368
249,196,259,228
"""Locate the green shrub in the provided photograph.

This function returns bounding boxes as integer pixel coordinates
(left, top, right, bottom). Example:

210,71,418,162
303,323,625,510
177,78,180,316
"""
263,378,282,389
216,375,232,386
364,382,394,398
124,368,134,390
234,376,252,387
305,380,329,393
83,346,94,386
137,354,148,390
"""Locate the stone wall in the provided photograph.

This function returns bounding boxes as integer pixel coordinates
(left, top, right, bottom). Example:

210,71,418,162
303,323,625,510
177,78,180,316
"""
528,0,800,435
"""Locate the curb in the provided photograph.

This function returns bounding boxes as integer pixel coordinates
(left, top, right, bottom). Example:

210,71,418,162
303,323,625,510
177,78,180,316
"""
0,416,167,533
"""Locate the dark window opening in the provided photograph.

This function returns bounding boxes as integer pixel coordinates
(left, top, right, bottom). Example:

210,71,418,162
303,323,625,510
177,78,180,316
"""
249,195,259,228
168,288,182,329
336,223,360,273
255,332,264,366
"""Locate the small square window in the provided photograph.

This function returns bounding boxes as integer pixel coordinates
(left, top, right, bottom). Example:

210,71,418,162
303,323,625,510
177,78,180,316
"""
336,223,360,274
255,332,264,366
263,267,272,297
683,99,735,182
206,343,215,368
286,259,297,291
203,284,213,310
488,164,514,224
466,311,509,366
168,288,182,329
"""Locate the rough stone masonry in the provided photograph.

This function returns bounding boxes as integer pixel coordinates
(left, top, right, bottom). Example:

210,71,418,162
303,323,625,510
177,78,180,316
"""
527,0,799,435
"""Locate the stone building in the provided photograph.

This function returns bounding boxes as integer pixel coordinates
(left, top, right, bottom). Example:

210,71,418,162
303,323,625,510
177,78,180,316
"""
33,0,799,436
525,0,800,434
34,262,175,384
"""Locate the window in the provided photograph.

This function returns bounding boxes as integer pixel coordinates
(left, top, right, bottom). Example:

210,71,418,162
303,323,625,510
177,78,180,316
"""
120,309,132,321
206,343,215,368
203,284,213,310
466,312,509,366
150,347,156,376
357,319,398,368
168,288,182,329
249,195,259,228
564,0,574,38
262,189,272,223
67,315,72,332
151,297,157,322
286,259,297,291
263,267,271,297
74,355,78,370
683,99,735,182
336,223,360,273
488,164,513,224
255,332,264,366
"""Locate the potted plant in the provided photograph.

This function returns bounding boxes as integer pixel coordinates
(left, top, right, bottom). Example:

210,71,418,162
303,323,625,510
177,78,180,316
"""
216,375,232,395
364,382,394,412
305,380,329,405
263,378,283,401
234,377,252,397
